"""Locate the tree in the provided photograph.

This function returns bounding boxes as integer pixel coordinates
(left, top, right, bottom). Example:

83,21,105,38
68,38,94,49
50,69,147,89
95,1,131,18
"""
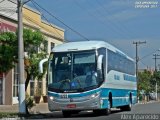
152,71,160,92
138,70,152,94
0,32,17,103
0,29,48,114
1,29,47,89
0,32,17,73
23,29,48,91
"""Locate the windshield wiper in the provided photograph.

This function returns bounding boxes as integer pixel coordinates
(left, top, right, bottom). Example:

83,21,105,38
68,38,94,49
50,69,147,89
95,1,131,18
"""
77,88,84,92
59,79,71,89
83,85,98,91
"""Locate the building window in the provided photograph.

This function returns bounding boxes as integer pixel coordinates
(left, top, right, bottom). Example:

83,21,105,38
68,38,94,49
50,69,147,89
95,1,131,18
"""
13,64,19,97
51,42,55,51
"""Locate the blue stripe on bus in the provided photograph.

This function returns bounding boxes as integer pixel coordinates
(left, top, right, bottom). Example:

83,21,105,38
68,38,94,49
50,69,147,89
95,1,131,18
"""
48,88,101,98
100,88,137,108
48,87,137,108
100,88,137,97
48,88,137,98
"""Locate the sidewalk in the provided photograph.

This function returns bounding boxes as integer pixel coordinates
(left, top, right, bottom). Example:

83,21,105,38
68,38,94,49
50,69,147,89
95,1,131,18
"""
137,100,160,105
0,103,50,114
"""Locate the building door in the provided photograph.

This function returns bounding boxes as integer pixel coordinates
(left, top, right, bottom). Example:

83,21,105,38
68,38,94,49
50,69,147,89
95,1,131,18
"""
0,78,3,104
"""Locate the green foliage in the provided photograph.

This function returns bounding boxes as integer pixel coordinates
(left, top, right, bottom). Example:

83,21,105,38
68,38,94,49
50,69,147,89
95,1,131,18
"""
23,29,45,54
0,113,19,119
25,53,48,81
0,29,48,115
0,28,48,89
0,29,47,74
138,69,160,95
138,70,152,94
0,32,17,73
23,29,48,81
152,71,160,92
25,94,35,110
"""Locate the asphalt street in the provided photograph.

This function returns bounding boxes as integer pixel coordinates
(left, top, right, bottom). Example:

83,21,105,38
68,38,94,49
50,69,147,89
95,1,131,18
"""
26,101,160,120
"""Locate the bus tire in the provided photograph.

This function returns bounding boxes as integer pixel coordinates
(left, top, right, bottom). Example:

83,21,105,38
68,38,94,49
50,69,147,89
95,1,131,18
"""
62,110,71,117
125,101,132,111
106,99,111,115
120,95,132,111
126,93,132,111
100,99,111,115
93,110,101,115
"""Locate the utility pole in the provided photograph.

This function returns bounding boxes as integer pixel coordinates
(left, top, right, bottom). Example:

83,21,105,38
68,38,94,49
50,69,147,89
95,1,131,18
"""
17,0,25,114
133,41,146,102
133,41,146,81
156,82,158,101
153,54,160,72
153,54,160,101
17,0,33,114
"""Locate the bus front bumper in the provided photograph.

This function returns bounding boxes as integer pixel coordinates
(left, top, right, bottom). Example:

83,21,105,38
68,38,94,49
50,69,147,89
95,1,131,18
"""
48,94,101,111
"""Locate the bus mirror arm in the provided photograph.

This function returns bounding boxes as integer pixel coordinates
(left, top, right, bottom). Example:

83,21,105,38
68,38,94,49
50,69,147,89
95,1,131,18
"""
39,58,48,73
97,55,103,70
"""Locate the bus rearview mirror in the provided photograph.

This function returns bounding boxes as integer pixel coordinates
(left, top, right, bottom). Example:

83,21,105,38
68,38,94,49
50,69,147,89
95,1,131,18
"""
97,55,103,70
39,58,48,73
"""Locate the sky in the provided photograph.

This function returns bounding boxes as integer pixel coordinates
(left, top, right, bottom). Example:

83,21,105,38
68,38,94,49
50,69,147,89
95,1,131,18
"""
27,0,160,69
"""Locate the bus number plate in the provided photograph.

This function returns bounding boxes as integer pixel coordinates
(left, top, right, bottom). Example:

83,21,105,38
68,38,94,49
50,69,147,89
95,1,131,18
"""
60,94,68,99
67,104,76,108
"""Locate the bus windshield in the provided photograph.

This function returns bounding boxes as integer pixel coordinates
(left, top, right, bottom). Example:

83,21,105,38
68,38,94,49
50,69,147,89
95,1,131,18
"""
48,50,98,93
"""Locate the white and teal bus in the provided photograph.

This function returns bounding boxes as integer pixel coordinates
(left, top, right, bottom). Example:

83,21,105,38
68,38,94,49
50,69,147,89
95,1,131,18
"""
40,41,137,117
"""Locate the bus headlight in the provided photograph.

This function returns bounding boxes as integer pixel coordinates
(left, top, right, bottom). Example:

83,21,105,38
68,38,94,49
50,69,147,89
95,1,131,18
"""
49,96,55,100
90,93,99,99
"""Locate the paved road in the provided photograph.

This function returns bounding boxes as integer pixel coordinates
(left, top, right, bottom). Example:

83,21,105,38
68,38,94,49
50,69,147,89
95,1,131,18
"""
27,102,160,120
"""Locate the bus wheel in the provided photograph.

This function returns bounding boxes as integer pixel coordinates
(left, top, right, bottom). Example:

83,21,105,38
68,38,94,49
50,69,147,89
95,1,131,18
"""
93,110,101,115
120,100,132,111
62,110,71,117
125,94,132,111
100,100,111,115
125,101,132,111
106,100,111,115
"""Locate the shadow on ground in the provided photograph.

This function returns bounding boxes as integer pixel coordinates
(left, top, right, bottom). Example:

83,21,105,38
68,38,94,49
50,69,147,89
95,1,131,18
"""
25,109,122,119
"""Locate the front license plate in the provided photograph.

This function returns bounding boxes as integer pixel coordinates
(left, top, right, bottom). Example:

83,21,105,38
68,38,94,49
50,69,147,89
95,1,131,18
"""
67,104,76,108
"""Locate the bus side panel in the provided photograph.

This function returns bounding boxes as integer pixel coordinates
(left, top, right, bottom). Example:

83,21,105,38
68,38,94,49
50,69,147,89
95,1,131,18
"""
100,88,137,108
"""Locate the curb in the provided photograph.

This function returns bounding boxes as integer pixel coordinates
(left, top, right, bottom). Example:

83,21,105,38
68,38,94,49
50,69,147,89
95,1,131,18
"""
137,100,159,105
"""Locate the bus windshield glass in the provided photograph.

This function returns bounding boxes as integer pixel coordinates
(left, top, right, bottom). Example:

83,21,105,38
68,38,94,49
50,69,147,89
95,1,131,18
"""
48,50,98,93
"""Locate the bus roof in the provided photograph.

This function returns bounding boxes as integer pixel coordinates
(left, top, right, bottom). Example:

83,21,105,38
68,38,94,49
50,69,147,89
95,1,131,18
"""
52,40,134,61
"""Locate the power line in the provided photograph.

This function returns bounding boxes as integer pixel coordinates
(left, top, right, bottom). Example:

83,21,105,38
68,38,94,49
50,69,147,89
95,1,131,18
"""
87,0,130,39
139,60,148,68
32,0,89,41
30,1,66,41
23,14,64,41
153,54,160,71
73,0,124,39
0,6,65,41
95,0,135,39
139,49,160,61
133,41,146,80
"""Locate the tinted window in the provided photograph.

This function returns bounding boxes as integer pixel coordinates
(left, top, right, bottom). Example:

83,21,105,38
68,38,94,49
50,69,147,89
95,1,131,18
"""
108,50,135,75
